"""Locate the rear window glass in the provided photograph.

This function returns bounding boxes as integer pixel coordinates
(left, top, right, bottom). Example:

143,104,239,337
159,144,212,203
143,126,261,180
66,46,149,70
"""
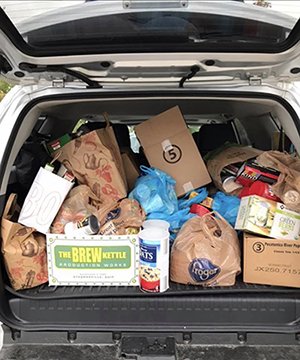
1,0,299,53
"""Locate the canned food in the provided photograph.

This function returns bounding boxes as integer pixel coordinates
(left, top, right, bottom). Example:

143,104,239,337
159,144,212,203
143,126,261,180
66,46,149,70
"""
142,219,170,231
139,228,169,293
64,215,100,236
221,175,242,193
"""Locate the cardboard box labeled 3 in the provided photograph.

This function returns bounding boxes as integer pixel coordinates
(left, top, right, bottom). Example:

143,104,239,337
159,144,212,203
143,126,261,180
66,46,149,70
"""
244,233,300,288
135,106,211,196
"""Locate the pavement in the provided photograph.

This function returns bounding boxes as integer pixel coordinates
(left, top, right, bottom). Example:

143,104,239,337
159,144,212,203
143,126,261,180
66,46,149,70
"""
0,326,299,359
0,345,300,359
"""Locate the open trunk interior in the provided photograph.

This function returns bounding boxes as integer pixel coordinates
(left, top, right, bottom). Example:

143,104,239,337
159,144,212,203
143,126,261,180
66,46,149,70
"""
1,91,300,333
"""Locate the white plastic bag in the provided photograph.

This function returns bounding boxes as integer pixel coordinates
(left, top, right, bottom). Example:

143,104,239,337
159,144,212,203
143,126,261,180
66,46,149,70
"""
18,168,73,234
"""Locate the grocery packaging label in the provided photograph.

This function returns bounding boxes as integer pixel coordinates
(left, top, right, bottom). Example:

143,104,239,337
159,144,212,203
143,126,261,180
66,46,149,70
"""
47,235,139,286
244,234,300,288
139,236,169,293
47,134,72,154
271,204,300,241
235,195,300,241
235,195,277,237
188,258,221,283
235,160,280,187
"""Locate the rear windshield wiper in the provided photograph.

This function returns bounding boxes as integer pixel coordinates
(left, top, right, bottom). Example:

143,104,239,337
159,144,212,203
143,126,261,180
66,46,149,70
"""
19,62,102,88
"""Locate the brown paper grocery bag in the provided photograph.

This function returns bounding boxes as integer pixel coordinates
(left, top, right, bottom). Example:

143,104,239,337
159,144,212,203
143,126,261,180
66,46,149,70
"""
256,151,300,212
207,145,262,192
1,194,48,290
51,185,101,234
55,114,127,204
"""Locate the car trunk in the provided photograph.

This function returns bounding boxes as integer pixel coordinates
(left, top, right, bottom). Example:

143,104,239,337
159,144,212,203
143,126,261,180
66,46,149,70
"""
1,90,300,335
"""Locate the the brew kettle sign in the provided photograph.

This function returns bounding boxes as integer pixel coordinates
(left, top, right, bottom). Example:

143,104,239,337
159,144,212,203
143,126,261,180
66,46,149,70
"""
19,168,73,234
162,140,182,164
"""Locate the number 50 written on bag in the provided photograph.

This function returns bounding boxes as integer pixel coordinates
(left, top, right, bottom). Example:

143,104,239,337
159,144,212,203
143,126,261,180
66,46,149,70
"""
18,168,73,234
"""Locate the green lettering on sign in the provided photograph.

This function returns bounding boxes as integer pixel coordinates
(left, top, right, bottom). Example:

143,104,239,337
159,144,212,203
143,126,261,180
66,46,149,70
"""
54,245,131,269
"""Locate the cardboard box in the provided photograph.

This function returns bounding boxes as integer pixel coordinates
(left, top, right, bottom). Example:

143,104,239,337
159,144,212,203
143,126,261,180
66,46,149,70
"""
244,233,300,288
235,195,300,241
47,234,139,286
121,151,140,191
135,106,211,196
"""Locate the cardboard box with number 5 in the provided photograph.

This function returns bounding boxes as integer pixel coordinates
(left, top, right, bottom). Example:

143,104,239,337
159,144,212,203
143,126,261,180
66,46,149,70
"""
135,106,211,196
18,167,74,234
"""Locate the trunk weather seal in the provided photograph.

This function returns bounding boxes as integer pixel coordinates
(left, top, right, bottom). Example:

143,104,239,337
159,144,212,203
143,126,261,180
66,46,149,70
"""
0,90,299,333
1,8,300,56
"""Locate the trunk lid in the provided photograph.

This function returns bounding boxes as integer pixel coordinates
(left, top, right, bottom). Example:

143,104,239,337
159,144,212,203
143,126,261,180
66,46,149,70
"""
0,1,300,88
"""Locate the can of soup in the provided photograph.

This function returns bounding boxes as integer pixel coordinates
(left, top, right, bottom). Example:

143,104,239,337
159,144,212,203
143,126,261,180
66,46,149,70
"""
221,174,242,193
139,228,169,293
64,215,100,236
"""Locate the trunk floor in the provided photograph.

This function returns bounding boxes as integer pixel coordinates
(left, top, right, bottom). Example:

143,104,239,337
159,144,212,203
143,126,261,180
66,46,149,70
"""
5,278,300,300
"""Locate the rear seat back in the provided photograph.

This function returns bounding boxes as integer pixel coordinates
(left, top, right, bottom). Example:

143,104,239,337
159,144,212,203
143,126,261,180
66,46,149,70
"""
193,123,237,156
113,124,131,150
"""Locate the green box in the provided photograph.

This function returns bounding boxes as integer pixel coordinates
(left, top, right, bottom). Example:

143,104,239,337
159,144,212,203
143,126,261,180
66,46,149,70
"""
47,134,72,154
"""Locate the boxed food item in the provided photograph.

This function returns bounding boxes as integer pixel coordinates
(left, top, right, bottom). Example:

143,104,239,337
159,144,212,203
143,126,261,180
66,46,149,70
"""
235,159,280,187
244,233,300,288
235,195,300,241
47,234,139,286
47,134,73,155
135,106,211,196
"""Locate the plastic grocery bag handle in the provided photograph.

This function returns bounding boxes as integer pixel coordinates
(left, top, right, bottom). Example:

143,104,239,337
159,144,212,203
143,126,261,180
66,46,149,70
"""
3,194,19,220
201,211,228,239
140,165,153,175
